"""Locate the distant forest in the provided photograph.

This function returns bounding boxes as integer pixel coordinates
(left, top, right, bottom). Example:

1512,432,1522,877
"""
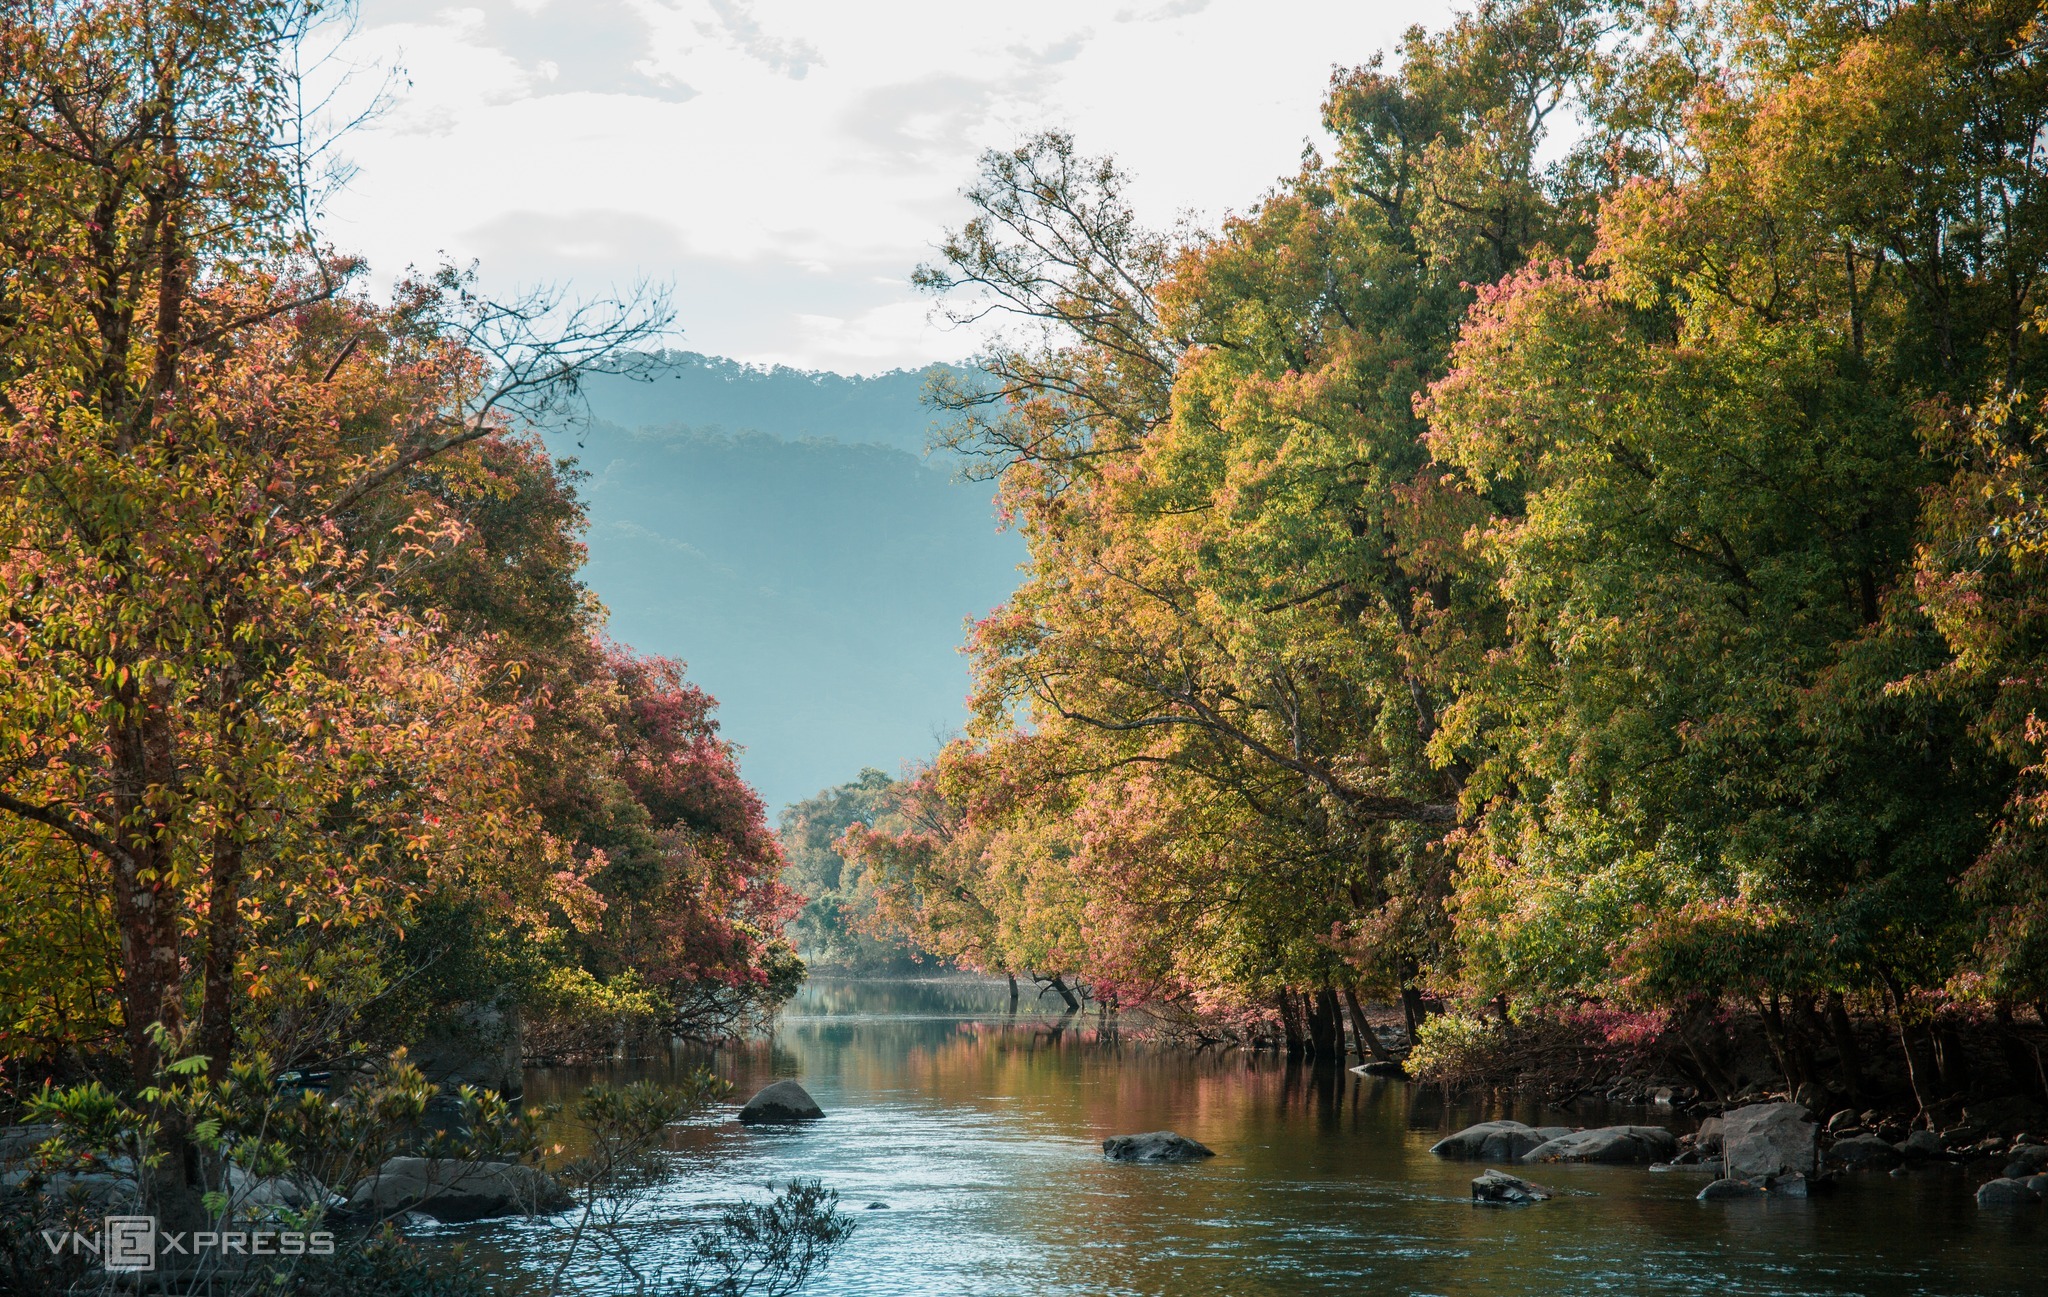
572,352,955,455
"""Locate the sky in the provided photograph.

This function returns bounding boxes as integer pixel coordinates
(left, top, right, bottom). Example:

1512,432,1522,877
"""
322,0,1461,374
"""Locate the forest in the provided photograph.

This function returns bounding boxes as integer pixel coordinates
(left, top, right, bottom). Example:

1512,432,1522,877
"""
832,0,2048,1114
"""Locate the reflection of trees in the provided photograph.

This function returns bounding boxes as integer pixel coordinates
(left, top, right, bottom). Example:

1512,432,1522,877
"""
782,975,1060,1021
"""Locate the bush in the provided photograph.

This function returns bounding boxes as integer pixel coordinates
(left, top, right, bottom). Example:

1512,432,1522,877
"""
1406,1014,1512,1090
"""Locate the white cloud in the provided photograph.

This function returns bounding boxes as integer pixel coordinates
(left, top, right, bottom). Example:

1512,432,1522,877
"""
322,0,1459,373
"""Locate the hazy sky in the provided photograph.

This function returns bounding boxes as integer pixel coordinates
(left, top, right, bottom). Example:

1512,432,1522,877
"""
325,0,1459,373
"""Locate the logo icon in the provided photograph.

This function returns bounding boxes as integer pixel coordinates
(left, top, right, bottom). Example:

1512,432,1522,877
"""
103,1217,156,1272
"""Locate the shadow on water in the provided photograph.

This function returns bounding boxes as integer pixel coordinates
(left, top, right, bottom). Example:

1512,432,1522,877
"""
446,977,2042,1296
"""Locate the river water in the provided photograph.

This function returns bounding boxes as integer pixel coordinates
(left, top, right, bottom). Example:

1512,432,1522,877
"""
452,977,2043,1295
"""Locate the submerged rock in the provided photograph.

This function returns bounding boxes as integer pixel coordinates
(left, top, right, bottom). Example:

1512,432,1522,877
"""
738,1080,824,1124
1431,1120,1557,1162
1975,1177,2042,1208
1697,1177,1764,1201
1721,1103,1818,1182
1769,1171,1828,1198
347,1157,568,1223
1352,1061,1410,1079
1520,1126,1678,1165
1472,1169,1553,1205
1102,1132,1215,1163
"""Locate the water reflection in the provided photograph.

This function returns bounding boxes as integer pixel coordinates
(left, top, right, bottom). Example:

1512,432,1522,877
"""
448,978,2042,1296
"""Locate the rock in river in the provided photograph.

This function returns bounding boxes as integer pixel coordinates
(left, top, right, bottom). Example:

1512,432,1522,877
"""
2001,1143,2048,1179
1975,1177,2042,1208
347,1157,568,1223
1721,1103,1817,1182
1695,1116,1725,1153
1430,1120,1572,1161
1521,1126,1679,1165
1825,1135,1902,1171
1697,1177,1765,1201
1103,1132,1215,1163
738,1080,824,1124
1472,1169,1552,1205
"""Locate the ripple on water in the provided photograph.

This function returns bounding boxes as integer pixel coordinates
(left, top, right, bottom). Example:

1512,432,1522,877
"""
450,978,2044,1297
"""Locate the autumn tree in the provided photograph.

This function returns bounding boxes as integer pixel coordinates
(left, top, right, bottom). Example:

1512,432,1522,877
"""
0,0,664,1224
890,1,1613,1045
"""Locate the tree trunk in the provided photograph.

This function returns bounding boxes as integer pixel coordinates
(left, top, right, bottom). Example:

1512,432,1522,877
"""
1309,986,1343,1060
1824,991,1865,1105
1934,1018,1973,1099
199,828,244,1082
1756,994,1796,1087
1343,984,1395,1063
1045,975,1080,1012
1277,991,1306,1057
1994,1002,2044,1101
1399,985,1424,1046
111,700,185,1085
1007,972,1019,1013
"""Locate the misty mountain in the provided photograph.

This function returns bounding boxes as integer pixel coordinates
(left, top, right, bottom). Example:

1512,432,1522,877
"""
568,351,957,456
542,353,1023,816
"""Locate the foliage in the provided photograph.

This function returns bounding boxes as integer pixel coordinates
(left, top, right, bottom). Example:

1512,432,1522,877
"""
779,769,924,972
1405,1014,1511,1090
2,1050,851,1297
889,0,2048,1103
672,1181,858,1297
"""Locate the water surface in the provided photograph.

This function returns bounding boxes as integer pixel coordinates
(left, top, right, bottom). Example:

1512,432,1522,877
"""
460,977,2043,1295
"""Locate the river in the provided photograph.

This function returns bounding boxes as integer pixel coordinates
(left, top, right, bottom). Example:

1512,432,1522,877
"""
448,976,2044,1295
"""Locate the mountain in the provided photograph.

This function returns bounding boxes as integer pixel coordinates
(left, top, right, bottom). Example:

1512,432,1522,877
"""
542,353,1023,815
567,352,955,455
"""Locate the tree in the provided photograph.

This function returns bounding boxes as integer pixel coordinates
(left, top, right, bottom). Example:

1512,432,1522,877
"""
897,2,1609,1037
0,0,663,1223
779,768,923,972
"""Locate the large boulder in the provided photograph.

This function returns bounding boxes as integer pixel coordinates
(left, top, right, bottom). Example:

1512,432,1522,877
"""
226,1165,325,1216
1471,1169,1552,1205
0,1168,138,1210
1430,1121,1562,1162
1826,1135,1903,1171
1102,1132,1215,1163
1521,1125,1678,1165
738,1080,824,1124
1899,1129,1945,1161
1721,1103,1818,1182
347,1157,567,1223
1975,1177,2042,1208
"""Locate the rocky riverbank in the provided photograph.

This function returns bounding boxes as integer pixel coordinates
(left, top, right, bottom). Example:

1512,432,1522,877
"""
1423,1095,2048,1211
